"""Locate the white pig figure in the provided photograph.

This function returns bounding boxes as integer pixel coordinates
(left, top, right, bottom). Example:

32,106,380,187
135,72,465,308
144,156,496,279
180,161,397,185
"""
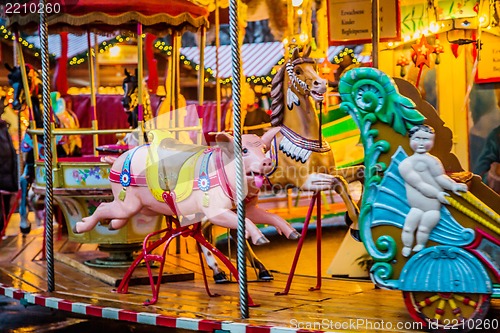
74,127,297,245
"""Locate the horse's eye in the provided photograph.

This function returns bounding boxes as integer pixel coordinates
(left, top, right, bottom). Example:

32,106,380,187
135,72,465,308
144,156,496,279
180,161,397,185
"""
242,148,248,154
295,68,302,75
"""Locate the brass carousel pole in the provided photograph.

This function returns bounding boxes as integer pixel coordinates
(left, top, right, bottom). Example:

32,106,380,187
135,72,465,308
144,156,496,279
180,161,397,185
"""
228,0,249,319
12,33,23,188
39,0,55,292
173,31,180,141
215,0,221,132
198,26,206,144
137,23,145,145
15,34,38,161
371,0,379,68
87,32,99,155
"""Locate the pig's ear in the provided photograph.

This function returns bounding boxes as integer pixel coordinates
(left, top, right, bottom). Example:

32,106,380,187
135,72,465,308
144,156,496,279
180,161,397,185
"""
261,127,281,152
215,132,234,155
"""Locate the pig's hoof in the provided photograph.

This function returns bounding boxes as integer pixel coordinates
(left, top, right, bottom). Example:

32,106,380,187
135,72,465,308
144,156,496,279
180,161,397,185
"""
72,225,81,234
288,230,301,240
254,236,270,245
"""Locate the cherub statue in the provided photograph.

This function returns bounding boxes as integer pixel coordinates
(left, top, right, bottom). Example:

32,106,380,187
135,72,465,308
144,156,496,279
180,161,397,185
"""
399,124,468,257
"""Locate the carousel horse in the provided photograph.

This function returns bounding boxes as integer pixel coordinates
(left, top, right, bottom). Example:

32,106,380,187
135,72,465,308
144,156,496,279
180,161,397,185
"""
121,68,154,145
202,49,365,284
5,63,43,128
266,47,364,294
268,47,363,207
121,68,194,145
51,91,82,157
6,64,81,233
5,63,43,234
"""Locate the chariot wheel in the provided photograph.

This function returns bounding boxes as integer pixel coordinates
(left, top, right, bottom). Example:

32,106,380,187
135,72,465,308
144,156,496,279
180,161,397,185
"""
403,291,490,332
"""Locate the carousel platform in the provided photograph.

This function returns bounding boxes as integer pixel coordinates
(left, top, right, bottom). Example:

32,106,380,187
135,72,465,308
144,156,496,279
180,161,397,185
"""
0,215,498,333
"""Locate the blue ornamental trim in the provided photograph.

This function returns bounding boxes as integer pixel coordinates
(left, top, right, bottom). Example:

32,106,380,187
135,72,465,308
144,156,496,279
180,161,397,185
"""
120,145,143,187
339,67,425,265
399,246,492,293
198,150,213,192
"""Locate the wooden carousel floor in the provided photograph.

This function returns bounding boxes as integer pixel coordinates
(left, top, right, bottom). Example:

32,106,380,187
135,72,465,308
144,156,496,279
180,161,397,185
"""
0,218,499,333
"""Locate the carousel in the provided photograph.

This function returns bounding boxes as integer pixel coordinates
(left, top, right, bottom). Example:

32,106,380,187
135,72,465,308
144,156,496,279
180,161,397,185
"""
0,0,499,332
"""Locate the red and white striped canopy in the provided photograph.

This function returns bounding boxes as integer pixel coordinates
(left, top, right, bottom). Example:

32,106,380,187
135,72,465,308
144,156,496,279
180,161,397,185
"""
181,43,370,79
181,41,285,79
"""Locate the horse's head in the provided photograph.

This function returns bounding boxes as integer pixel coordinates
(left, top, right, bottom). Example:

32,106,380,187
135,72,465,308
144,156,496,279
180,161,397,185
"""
270,47,327,126
122,68,139,128
287,47,327,101
122,68,138,111
5,63,41,111
5,63,43,129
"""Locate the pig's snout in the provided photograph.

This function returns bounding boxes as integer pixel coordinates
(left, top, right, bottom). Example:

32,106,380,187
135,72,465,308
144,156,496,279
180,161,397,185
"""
248,157,273,175
261,157,273,173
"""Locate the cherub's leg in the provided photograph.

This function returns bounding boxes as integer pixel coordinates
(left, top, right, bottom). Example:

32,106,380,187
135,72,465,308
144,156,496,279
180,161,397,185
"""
401,208,423,257
413,210,440,252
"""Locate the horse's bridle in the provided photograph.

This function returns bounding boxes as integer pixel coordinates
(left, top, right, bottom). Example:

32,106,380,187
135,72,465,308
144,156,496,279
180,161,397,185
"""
285,58,316,95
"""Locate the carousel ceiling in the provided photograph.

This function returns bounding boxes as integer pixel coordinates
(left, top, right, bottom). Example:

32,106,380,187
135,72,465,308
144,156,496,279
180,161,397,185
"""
180,42,370,81
6,0,209,34
181,41,284,80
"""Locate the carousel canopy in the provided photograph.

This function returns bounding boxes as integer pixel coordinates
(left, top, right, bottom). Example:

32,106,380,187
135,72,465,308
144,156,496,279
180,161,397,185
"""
181,41,284,79
7,0,209,34
181,43,371,80
24,33,110,58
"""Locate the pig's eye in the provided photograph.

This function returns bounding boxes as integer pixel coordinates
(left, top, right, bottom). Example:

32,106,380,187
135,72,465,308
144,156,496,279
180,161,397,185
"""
242,148,248,154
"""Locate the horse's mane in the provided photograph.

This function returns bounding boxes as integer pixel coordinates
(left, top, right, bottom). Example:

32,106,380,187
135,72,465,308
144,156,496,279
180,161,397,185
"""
270,56,315,126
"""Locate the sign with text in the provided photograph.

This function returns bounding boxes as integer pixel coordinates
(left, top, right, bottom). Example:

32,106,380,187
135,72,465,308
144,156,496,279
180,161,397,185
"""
476,32,500,83
327,0,400,45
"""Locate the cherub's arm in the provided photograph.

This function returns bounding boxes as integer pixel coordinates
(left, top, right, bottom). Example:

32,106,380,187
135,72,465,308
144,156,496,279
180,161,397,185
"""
399,159,441,198
430,156,468,194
